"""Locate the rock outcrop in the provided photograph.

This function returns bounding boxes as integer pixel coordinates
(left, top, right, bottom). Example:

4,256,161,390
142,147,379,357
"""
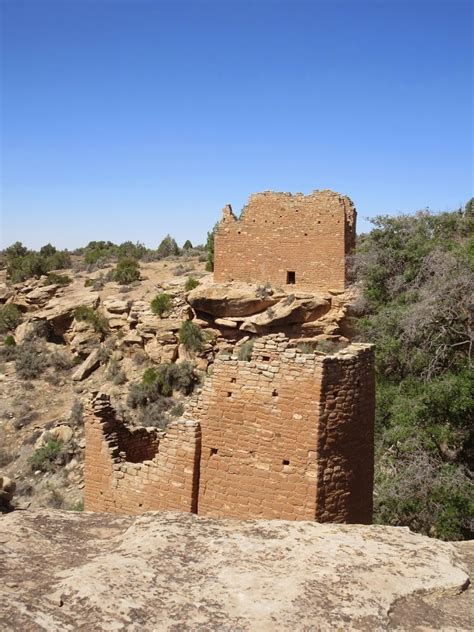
187,280,284,317
0,510,471,631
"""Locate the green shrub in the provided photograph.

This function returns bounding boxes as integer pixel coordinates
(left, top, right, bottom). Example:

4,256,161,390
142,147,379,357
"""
237,339,254,361
49,350,73,371
28,439,64,472
0,304,22,333
179,320,204,352
205,224,218,272
4,334,16,347
185,276,199,291
84,275,106,290
15,339,46,379
4,241,71,282
105,357,127,384
43,272,72,286
74,306,108,334
353,203,474,540
170,402,185,417
156,235,180,258
138,399,172,429
70,399,84,425
150,293,172,317
70,498,84,511
182,239,193,250
112,257,140,285
128,362,197,408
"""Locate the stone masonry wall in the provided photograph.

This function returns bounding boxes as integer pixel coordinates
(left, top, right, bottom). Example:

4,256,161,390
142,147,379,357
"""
315,347,375,523
84,393,200,514
185,334,374,523
214,190,356,292
85,336,374,523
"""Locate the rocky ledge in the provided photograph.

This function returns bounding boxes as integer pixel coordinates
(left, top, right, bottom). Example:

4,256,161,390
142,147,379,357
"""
0,510,472,631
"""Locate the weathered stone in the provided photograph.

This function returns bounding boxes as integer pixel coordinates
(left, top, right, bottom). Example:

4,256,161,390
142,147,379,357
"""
102,298,130,314
144,338,178,363
215,317,238,328
240,295,331,333
122,331,143,345
72,348,101,381
0,476,15,506
36,425,74,447
34,285,99,336
187,281,283,317
0,510,470,631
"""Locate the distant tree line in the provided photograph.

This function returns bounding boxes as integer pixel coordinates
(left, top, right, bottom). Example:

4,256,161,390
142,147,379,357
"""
352,199,474,540
1,236,207,283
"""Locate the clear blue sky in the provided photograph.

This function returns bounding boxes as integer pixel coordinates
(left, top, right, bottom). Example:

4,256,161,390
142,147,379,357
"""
1,0,472,250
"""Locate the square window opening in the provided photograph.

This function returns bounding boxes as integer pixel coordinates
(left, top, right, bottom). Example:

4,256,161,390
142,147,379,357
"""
287,271,296,284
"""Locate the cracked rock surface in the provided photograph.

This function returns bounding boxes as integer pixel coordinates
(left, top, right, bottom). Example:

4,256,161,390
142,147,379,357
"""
0,509,471,631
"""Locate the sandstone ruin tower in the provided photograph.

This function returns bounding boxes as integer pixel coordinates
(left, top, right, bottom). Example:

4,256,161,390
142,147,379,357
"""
214,189,356,292
85,336,374,523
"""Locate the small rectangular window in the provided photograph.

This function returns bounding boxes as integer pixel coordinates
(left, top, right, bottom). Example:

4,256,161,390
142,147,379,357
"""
287,271,296,284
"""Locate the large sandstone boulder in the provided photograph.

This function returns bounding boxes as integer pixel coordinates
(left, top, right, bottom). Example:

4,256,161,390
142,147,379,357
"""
72,348,101,381
34,285,100,337
240,295,331,333
144,338,178,363
0,476,15,506
187,281,284,317
0,510,471,630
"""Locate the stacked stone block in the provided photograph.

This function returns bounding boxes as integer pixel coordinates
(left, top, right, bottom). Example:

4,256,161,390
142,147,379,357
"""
85,335,374,523
84,393,200,514
186,334,374,523
214,190,356,292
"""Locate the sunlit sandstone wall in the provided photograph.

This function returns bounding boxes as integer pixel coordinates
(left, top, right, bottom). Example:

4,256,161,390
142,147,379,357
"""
214,190,356,292
84,393,200,514
185,334,374,523
85,336,374,523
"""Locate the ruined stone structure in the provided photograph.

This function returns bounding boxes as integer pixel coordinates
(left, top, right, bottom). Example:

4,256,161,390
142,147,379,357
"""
214,190,356,292
85,335,374,523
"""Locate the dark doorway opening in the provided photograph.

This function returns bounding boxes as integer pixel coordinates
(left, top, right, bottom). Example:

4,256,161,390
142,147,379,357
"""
287,271,296,284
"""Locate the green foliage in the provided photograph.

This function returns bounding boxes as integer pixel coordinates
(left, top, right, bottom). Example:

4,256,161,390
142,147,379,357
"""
0,304,22,333
3,241,71,282
185,276,199,291
4,334,16,347
70,399,84,425
237,339,254,361
179,320,205,352
205,223,218,272
74,305,108,334
43,272,72,286
49,349,73,371
157,235,180,258
0,335,17,361
128,362,197,409
28,439,64,472
70,498,84,511
182,239,193,250
354,203,474,540
150,293,172,317
112,257,140,285
138,399,172,429
15,339,46,379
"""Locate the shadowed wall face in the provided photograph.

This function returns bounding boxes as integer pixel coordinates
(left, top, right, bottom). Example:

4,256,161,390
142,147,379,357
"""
214,190,356,292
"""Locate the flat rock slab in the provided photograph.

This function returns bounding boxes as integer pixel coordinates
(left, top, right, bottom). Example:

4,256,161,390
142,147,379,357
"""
0,510,470,631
